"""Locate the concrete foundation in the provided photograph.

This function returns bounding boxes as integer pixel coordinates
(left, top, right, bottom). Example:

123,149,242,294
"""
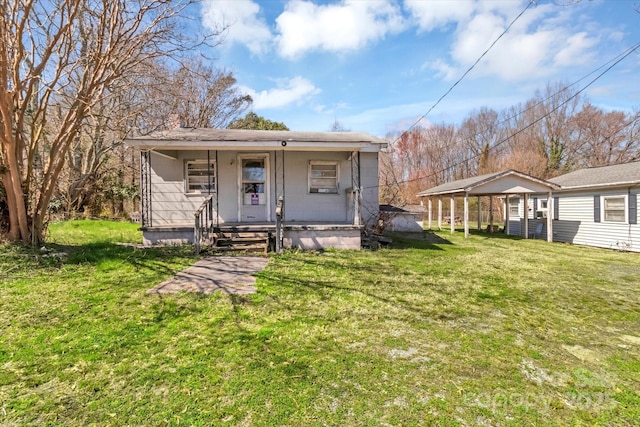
141,223,363,250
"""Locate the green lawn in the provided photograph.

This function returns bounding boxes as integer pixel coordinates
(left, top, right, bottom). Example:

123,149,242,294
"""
1,220,639,426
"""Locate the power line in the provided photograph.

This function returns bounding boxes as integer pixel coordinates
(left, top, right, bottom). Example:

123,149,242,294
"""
392,0,535,147
373,40,640,191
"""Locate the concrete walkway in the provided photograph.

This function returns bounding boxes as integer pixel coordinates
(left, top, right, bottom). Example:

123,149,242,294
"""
147,256,268,295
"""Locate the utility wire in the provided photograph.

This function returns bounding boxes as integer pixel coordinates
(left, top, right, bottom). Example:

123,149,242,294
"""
372,40,640,191
392,0,535,146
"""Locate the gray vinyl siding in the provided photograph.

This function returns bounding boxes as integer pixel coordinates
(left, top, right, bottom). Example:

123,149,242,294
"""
282,151,349,222
149,149,379,225
360,152,380,226
149,151,210,225
552,189,639,252
505,188,640,251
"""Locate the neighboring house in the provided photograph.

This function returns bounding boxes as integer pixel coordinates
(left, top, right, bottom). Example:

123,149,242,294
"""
379,204,426,232
507,162,639,252
125,128,387,250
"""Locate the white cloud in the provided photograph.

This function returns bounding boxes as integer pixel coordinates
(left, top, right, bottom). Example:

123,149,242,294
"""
242,76,321,109
200,0,272,55
426,2,598,82
404,0,474,31
554,32,598,67
275,0,405,59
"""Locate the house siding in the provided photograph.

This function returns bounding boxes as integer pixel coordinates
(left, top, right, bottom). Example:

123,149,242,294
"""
552,188,639,252
149,151,210,225
360,152,380,227
280,151,349,222
506,188,640,251
147,149,380,226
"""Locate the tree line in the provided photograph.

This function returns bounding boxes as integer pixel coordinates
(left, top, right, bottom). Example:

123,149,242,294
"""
380,82,640,205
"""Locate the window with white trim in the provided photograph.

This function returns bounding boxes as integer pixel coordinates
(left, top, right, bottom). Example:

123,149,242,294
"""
309,161,339,194
603,196,626,222
185,160,216,193
508,197,520,217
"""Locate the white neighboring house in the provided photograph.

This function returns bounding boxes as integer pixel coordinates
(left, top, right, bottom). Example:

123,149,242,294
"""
506,161,640,251
125,128,387,250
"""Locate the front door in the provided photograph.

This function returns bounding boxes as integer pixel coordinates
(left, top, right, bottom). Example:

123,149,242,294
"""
239,154,270,222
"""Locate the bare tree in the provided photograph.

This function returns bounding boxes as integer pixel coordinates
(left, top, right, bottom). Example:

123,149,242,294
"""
572,104,640,167
0,0,215,243
158,58,252,129
458,107,504,175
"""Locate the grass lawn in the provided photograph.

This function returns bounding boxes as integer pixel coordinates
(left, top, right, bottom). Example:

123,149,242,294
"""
1,220,639,426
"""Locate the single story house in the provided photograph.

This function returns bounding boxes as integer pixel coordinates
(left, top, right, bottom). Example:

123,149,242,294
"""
512,161,638,251
125,128,387,250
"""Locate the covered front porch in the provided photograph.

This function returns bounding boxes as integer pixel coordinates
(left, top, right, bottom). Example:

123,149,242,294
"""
127,128,386,251
417,170,560,241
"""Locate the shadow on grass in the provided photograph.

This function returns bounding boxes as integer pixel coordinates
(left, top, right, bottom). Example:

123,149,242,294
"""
3,241,197,282
384,231,452,250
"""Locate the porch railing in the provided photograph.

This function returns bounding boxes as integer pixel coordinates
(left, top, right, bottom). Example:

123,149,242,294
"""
194,195,215,254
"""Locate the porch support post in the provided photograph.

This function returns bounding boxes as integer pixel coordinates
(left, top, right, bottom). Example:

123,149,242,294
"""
477,196,481,230
438,196,442,231
427,197,432,230
140,150,152,228
275,150,286,251
489,196,494,232
523,193,529,239
547,191,553,242
450,194,455,234
351,151,361,226
505,195,510,235
464,192,469,238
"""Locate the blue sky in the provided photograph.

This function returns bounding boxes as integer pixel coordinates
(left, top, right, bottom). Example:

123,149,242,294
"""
197,0,640,137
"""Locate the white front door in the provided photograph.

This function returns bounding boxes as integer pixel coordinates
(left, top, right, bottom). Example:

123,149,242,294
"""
238,154,270,222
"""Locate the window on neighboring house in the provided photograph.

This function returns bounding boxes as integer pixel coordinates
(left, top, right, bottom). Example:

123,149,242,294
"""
508,197,520,217
537,199,548,218
603,196,626,222
309,161,339,194
185,160,216,193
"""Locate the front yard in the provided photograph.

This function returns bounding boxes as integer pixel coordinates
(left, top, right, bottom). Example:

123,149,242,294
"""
1,221,639,425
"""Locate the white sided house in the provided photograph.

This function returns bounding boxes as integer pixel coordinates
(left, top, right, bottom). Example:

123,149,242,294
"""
512,162,639,252
125,128,386,251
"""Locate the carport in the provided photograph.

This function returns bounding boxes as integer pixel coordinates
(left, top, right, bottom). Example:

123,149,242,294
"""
416,170,560,241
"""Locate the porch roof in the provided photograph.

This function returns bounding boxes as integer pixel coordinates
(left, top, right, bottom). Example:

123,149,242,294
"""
125,128,387,152
416,170,559,197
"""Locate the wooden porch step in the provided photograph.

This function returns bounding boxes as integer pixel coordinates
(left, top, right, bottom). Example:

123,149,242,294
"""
217,231,270,239
209,231,271,254
212,243,269,252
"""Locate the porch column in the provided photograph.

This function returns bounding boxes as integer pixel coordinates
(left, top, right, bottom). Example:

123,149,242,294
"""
438,197,442,230
477,196,481,230
427,197,432,230
547,191,553,242
351,151,361,226
450,195,455,234
505,195,510,235
464,192,470,238
140,150,152,227
489,196,494,232
523,193,529,238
